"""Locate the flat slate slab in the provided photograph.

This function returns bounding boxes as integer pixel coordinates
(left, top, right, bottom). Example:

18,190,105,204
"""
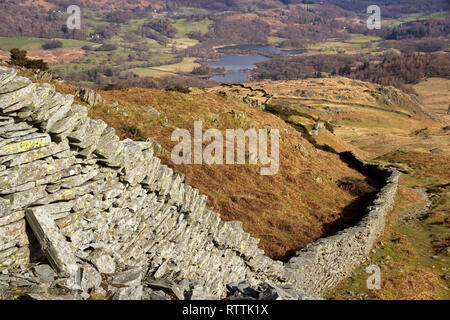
25,206,79,278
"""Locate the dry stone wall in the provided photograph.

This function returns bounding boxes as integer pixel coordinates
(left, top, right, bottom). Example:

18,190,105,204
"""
0,67,399,298
283,152,400,296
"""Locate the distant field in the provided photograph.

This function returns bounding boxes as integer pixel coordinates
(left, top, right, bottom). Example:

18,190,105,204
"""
173,6,211,16
0,37,92,51
130,57,199,77
414,77,450,124
267,36,287,44
384,11,450,27
345,34,381,44
171,38,199,50
119,19,147,32
307,35,380,54
173,18,212,38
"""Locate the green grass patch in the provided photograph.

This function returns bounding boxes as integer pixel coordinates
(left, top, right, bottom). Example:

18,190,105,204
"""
173,18,212,38
0,37,92,51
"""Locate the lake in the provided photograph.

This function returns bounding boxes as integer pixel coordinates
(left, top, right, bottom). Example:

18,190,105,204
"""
206,54,270,71
209,71,253,83
206,44,305,83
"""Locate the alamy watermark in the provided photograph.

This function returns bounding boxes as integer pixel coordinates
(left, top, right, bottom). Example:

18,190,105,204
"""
171,121,280,176
366,264,381,290
367,5,381,30
67,5,81,30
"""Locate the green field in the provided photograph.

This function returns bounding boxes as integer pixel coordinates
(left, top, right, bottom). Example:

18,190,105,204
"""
308,38,380,55
172,18,212,38
173,7,211,16
0,37,92,51
384,11,450,27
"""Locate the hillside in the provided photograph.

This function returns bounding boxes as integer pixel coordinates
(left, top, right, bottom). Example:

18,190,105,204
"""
239,77,449,156
23,70,383,262
217,76,449,299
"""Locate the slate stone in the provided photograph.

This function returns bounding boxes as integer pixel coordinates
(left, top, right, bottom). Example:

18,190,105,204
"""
88,250,116,275
33,264,56,283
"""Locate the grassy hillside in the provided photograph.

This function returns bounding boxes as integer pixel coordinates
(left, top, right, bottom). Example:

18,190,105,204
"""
220,76,449,299
245,77,449,156
414,77,450,125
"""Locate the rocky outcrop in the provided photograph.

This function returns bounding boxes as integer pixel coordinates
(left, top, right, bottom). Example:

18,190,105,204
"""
0,67,399,299
76,88,104,107
309,120,325,136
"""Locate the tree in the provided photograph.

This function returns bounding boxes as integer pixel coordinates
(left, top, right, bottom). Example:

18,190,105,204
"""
9,48,48,71
42,40,63,50
10,48,28,66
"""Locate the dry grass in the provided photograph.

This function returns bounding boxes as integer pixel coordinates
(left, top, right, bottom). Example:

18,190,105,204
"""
242,77,448,156
27,48,86,64
414,77,450,125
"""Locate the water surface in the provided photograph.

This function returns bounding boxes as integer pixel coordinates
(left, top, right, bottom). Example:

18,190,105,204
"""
206,54,270,71
209,71,253,83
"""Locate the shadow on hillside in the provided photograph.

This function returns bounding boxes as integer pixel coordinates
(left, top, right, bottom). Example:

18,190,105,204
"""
274,174,385,263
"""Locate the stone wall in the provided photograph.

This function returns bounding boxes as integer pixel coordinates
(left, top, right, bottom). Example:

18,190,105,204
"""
0,67,399,298
283,152,400,296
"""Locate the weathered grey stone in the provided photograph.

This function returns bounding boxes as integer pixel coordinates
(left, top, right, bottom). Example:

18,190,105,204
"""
0,210,23,227
49,104,87,135
80,265,102,292
0,141,69,167
112,285,143,300
88,250,116,274
76,88,104,107
145,277,185,300
0,122,33,135
68,118,107,148
0,75,31,95
33,264,56,283
187,285,219,300
25,206,79,277
4,186,47,210
0,82,36,113
0,246,29,272
0,198,10,218
112,267,142,287
143,288,171,300
0,220,28,251
144,107,161,117
27,293,82,300
94,127,122,160
0,133,51,156
0,67,18,89
146,137,165,155
28,88,62,122
0,116,14,127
